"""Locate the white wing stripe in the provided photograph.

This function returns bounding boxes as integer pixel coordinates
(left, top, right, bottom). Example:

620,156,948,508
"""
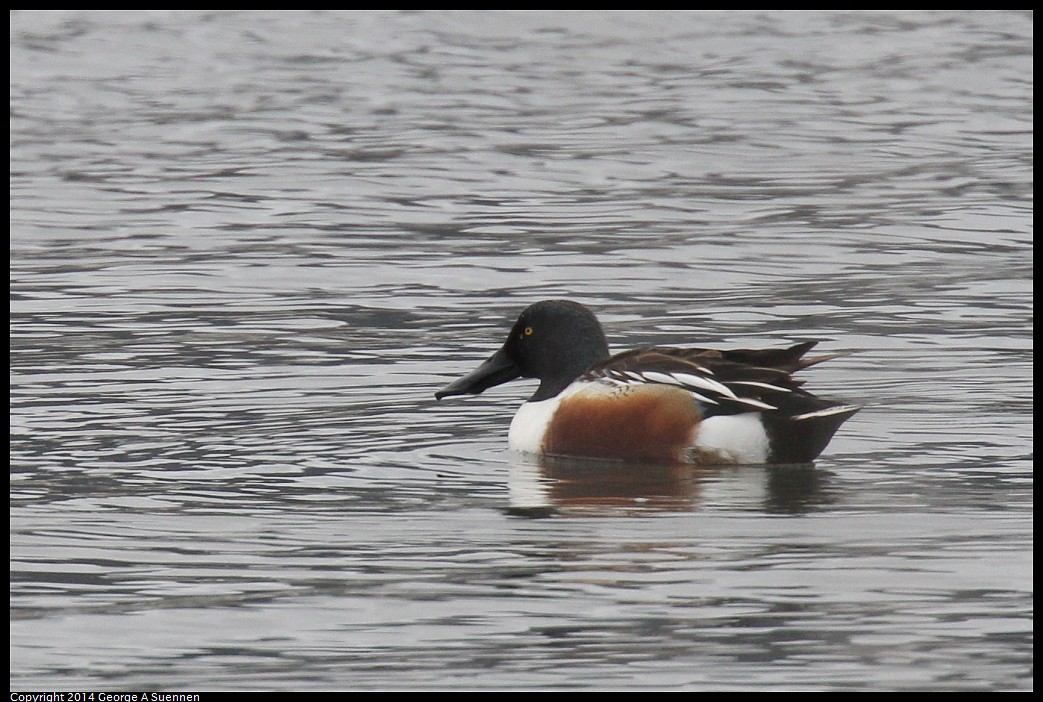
792,405,860,420
689,391,719,405
594,366,785,411
671,372,738,399
732,396,777,410
732,380,792,393
640,371,682,385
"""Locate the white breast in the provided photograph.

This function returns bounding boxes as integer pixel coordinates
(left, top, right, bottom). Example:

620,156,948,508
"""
507,396,561,454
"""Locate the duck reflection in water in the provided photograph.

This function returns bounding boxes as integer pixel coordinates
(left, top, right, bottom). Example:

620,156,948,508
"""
506,452,833,517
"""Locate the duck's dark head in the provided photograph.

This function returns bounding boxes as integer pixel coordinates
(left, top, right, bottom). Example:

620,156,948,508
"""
435,300,610,403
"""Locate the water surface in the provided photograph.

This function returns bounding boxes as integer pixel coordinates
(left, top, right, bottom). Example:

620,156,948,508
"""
10,10,1033,691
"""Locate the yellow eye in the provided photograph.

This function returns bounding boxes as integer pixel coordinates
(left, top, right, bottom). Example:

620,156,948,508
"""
523,326,534,336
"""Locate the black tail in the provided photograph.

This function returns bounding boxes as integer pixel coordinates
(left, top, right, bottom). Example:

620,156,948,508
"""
764,403,861,464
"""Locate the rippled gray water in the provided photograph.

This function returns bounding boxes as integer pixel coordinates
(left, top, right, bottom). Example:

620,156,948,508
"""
10,10,1032,691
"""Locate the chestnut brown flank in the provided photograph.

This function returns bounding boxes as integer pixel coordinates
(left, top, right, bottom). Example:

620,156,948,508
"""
544,385,703,461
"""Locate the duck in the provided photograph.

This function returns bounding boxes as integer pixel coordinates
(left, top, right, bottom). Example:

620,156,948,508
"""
435,300,859,464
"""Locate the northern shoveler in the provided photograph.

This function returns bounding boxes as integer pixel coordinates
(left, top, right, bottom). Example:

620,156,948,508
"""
435,300,860,464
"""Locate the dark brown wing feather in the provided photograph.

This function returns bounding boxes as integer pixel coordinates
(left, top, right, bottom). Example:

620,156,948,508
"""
583,342,847,418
